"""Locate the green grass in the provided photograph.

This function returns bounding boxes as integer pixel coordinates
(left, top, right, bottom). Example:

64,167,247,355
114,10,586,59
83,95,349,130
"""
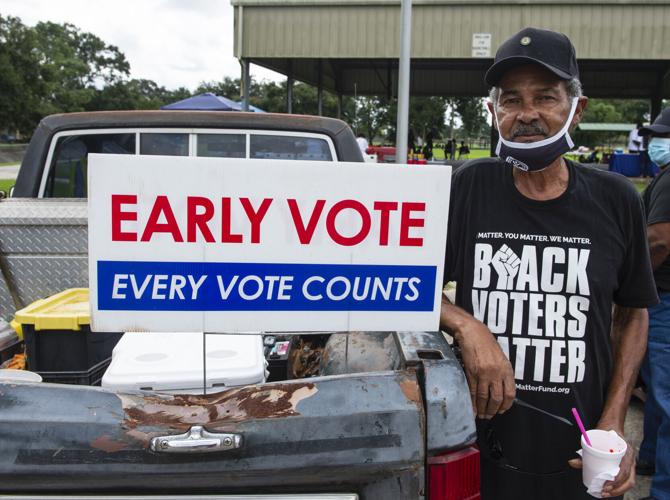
632,178,651,193
0,162,19,167
0,179,15,194
432,147,491,160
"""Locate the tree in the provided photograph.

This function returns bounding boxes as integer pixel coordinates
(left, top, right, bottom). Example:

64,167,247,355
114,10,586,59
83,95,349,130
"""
0,16,46,135
453,97,489,141
33,21,129,115
88,79,181,111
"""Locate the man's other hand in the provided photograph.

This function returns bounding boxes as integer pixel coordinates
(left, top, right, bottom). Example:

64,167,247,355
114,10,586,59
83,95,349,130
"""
567,429,635,498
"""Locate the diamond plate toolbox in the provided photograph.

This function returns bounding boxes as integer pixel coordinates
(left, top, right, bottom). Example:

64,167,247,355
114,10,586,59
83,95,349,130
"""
0,199,88,318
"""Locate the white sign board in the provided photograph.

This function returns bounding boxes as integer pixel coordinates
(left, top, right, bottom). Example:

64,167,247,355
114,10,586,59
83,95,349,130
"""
88,154,451,333
472,33,491,57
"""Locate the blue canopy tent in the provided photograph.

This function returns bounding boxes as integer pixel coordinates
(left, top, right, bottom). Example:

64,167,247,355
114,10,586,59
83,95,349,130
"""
161,93,242,111
236,102,266,113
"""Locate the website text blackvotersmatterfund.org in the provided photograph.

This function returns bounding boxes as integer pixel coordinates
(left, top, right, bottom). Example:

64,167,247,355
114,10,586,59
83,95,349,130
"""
516,383,571,395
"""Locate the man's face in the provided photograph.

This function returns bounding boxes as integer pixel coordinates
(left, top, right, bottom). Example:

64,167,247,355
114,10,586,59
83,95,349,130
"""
488,64,586,143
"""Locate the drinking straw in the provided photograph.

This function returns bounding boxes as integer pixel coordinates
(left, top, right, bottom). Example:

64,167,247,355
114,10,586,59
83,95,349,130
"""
571,407,592,447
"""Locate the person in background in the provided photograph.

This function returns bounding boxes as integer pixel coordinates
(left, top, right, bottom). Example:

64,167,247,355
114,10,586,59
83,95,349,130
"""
637,107,670,500
441,26,657,500
445,138,453,160
423,131,434,160
355,132,369,155
458,140,470,159
450,137,457,159
630,123,644,153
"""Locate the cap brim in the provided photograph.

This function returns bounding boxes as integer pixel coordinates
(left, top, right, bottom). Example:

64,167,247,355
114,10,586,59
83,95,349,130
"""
485,56,573,87
639,124,670,136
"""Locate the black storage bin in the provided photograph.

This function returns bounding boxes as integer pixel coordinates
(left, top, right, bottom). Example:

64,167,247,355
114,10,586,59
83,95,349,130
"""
38,358,112,386
23,325,123,372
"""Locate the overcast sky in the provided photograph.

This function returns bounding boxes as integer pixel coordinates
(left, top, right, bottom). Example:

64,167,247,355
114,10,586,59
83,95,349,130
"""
2,0,282,90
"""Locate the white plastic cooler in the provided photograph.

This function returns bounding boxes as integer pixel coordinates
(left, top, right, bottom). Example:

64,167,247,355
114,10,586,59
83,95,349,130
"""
101,332,266,394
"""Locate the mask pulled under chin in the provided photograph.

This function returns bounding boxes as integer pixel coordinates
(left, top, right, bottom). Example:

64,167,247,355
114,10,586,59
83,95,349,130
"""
494,97,579,172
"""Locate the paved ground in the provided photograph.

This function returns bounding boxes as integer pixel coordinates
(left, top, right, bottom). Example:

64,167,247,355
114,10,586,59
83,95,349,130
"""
625,398,651,499
0,164,19,180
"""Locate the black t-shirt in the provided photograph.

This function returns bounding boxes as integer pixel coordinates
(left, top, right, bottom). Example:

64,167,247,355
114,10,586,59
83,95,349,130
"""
444,158,658,497
643,167,670,290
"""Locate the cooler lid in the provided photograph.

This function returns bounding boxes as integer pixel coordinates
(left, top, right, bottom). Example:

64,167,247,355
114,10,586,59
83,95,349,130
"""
102,332,266,391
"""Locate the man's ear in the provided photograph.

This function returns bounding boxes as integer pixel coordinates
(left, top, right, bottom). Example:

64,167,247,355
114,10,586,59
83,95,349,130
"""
487,100,497,131
571,96,588,129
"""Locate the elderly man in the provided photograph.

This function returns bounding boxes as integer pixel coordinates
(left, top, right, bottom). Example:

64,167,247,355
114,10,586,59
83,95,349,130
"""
440,27,657,499
637,107,670,500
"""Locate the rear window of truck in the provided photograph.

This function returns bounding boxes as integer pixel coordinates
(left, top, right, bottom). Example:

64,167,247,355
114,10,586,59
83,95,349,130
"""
41,129,337,198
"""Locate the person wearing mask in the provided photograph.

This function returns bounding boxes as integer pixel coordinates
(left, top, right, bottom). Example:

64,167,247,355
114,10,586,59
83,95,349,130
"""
637,107,670,500
440,27,657,499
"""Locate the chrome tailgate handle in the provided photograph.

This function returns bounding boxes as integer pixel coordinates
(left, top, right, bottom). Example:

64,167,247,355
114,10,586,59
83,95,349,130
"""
151,426,243,454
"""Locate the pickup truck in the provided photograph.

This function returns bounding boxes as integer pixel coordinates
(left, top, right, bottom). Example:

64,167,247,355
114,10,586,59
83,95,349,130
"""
0,111,478,499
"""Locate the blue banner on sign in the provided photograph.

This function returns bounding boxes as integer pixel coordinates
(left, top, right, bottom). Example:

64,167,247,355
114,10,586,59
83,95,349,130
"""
97,261,436,311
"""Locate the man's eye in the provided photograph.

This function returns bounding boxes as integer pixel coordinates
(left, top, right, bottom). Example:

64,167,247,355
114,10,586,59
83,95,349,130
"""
539,96,556,102
503,98,520,105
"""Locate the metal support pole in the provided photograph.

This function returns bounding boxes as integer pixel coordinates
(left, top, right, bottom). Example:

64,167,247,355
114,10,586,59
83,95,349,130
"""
651,71,665,121
240,59,250,112
337,94,343,119
287,76,294,114
317,60,323,116
395,0,412,164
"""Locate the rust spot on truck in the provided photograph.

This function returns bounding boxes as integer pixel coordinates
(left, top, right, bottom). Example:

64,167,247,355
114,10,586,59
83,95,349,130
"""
399,377,422,407
119,382,318,444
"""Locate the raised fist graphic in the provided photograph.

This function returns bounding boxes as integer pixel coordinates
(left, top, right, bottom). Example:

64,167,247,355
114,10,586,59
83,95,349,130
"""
491,244,520,289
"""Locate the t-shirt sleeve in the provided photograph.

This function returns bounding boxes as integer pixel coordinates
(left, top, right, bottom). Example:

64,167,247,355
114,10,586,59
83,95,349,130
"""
647,173,670,225
613,188,659,307
443,169,463,285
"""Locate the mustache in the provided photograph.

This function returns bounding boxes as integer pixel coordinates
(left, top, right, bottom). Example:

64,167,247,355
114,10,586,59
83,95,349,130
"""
511,123,548,138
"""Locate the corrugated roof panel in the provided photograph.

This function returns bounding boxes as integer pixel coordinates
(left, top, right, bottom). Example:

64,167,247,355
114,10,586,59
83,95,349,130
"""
238,3,670,59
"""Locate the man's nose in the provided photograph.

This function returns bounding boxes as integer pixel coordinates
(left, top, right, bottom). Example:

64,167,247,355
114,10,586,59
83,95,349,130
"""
516,102,541,123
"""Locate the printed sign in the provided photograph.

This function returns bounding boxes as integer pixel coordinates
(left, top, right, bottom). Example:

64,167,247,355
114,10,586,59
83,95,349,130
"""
88,154,451,332
472,33,491,58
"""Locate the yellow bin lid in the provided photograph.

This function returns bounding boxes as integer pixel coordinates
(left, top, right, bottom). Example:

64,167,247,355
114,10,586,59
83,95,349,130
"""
14,288,90,331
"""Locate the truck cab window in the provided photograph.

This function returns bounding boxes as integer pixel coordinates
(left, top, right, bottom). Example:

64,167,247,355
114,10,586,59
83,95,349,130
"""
250,135,332,161
140,133,189,156
197,134,246,158
44,133,135,198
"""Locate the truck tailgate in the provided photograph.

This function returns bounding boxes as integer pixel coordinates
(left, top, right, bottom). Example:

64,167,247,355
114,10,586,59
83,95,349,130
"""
0,370,424,496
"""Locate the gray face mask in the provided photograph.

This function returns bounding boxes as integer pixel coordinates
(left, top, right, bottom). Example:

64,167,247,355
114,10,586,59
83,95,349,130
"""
493,97,579,172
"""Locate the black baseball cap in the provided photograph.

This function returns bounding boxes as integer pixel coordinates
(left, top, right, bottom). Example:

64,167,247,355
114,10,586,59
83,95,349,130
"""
639,108,670,136
485,27,580,86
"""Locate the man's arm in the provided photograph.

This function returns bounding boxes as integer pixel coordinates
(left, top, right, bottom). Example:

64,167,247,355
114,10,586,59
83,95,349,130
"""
440,293,516,419
580,305,648,498
648,222,670,270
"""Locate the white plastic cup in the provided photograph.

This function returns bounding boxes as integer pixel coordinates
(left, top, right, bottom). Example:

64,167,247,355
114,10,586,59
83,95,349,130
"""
581,429,627,488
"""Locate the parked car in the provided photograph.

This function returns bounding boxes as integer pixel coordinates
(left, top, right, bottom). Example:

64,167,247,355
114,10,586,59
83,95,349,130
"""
1,110,478,499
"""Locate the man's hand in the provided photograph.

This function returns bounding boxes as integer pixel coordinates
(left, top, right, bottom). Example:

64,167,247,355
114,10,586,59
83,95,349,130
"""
567,428,635,498
440,295,515,419
455,314,515,418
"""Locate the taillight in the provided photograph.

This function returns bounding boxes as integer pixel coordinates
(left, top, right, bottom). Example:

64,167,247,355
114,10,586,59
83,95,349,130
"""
428,446,481,500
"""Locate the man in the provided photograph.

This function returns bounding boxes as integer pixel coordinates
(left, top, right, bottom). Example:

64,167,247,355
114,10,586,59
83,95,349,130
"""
637,107,670,500
629,123,644,153
440,27,657,499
